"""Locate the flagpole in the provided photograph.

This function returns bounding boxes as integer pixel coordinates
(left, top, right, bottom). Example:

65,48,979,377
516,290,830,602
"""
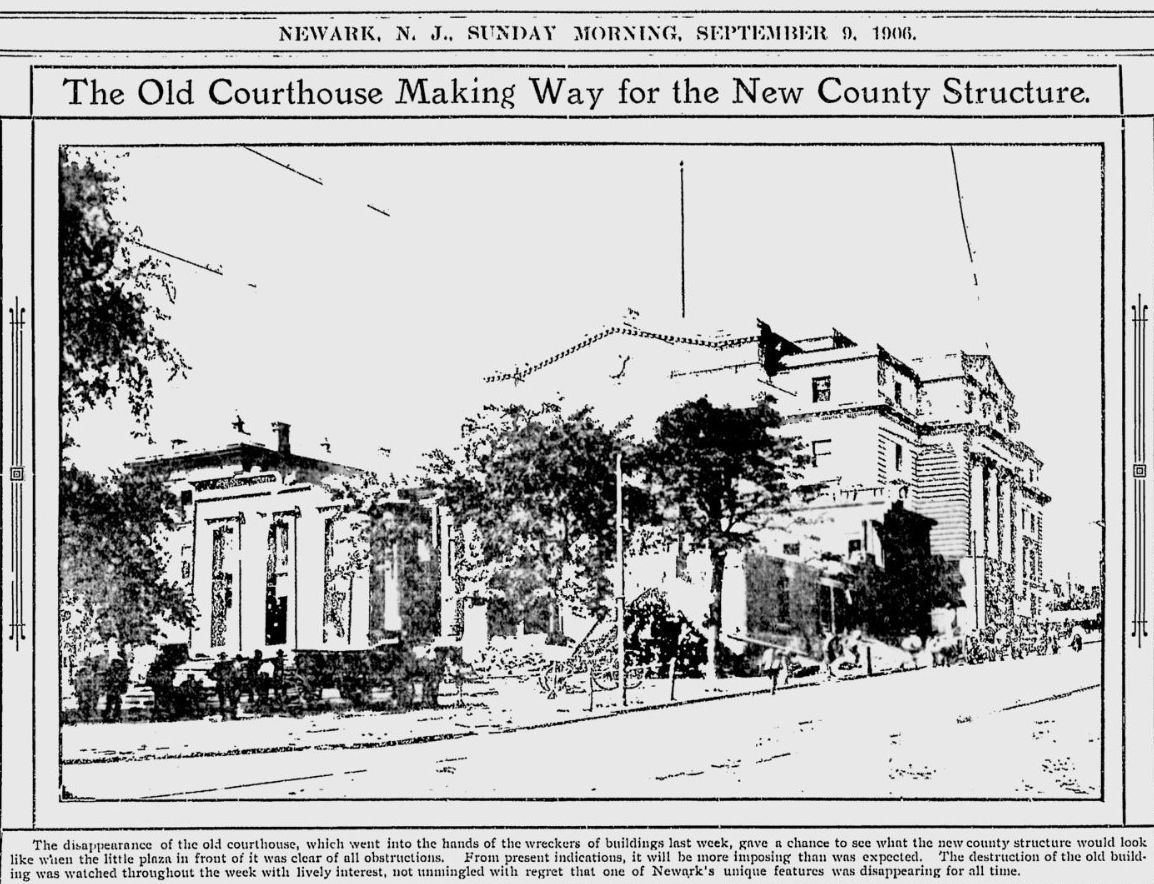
616,451,627,706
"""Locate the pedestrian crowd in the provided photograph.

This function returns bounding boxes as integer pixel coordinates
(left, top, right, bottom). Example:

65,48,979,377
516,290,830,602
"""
147,649,290,721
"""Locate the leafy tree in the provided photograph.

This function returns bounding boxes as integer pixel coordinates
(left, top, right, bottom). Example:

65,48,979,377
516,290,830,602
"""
640,396,816,677
60,463,194,666
58,149,192,674
60,148,188,437
842,501,965,640
428,403,637,639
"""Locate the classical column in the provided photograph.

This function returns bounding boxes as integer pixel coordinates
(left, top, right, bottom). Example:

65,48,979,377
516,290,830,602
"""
968,455,987,629
969,457,986,558
985,461,1000,563
1035,512,1044,582
438,508,458,639
999,468,1014,566
1009,474,1023,596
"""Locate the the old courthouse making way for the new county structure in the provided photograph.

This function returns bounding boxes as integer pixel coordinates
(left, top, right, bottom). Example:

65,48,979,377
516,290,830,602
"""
101,319,1064,673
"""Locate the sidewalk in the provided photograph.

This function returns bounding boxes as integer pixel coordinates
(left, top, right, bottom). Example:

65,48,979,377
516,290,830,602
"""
63,670,823,765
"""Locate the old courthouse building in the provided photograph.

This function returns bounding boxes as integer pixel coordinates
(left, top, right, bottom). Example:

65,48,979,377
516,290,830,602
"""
129,422,377,657
477,320,1050,642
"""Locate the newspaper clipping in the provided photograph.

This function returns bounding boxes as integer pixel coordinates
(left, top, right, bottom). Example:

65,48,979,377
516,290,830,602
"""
0,4,1151,883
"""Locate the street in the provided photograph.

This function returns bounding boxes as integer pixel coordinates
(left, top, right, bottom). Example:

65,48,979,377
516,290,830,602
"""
62,650,1101,801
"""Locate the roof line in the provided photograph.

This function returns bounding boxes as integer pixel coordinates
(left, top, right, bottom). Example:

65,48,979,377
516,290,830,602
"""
127,440,370,477
483,325,757,384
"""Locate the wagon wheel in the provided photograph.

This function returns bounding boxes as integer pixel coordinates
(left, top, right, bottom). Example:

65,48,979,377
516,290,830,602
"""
591,664,645,691
589,665,614,691
625,665,644,689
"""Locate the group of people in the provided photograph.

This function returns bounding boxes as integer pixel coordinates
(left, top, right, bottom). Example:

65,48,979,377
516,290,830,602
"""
144,649,289,721
753,620,1083,691
974,621,1085,663
902,621,1085,670
755,630,865,691
73,655,131,722
205,649,289,719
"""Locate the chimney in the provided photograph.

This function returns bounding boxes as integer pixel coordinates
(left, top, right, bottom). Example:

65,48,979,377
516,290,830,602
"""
271,421,291,456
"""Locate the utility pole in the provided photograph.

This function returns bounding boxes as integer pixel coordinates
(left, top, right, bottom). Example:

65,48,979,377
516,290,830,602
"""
616,451,627,706
829,581,837,635
679,161,686,319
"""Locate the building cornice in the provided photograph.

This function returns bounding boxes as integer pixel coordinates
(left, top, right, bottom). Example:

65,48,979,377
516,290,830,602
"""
128,441,369,479
782,401,922,434
483,324,757,385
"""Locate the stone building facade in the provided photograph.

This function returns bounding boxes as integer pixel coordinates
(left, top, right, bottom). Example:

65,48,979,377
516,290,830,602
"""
763,328,1050,633
129,422,374,657
465,319,1052,650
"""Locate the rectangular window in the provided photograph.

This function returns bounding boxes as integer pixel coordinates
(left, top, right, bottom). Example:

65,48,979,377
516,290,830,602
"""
811,439,832,466
812,376,831,402
894,381,903,407
265,518,292,646
848,538,862,554
777,589,791,622
894,443,904,472
783,542,801,557
210,524,237,648
323,516,352,644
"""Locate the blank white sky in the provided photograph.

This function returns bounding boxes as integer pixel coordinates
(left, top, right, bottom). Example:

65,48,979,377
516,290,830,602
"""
66,144,1103,585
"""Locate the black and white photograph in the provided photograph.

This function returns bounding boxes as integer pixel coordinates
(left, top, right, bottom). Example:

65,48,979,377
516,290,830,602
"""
57,142,1105,802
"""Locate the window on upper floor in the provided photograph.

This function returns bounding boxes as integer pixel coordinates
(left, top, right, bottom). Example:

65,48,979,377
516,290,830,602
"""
895,381,903,407
848,538,863,555
811,438,832,466
783,542,801,557
965,391,974,414
895,442,904,472
777,588,791,622
812,376,831,403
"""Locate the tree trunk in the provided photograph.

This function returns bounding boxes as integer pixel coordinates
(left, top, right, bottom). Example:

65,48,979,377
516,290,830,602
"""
707,548,727,679
547,596,559,640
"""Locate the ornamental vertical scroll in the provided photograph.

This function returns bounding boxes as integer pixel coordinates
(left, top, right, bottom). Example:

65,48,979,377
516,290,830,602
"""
1133,293,1148,645
8,298,26,651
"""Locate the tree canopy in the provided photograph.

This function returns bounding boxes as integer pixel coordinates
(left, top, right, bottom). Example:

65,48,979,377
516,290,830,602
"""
59,149,192,671
60,148,189,438
428,403,637,637
843,501,966,640
60,463,194,666
640,396,816,676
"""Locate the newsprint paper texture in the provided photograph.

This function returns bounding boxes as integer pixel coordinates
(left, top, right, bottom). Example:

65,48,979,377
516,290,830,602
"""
0,2,1152,882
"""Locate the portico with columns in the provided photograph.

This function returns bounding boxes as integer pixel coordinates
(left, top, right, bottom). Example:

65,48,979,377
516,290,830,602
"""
960,438,1049,634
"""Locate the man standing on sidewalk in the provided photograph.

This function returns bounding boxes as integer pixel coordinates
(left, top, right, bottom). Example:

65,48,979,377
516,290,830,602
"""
210,653,236,720
767,648,784,695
